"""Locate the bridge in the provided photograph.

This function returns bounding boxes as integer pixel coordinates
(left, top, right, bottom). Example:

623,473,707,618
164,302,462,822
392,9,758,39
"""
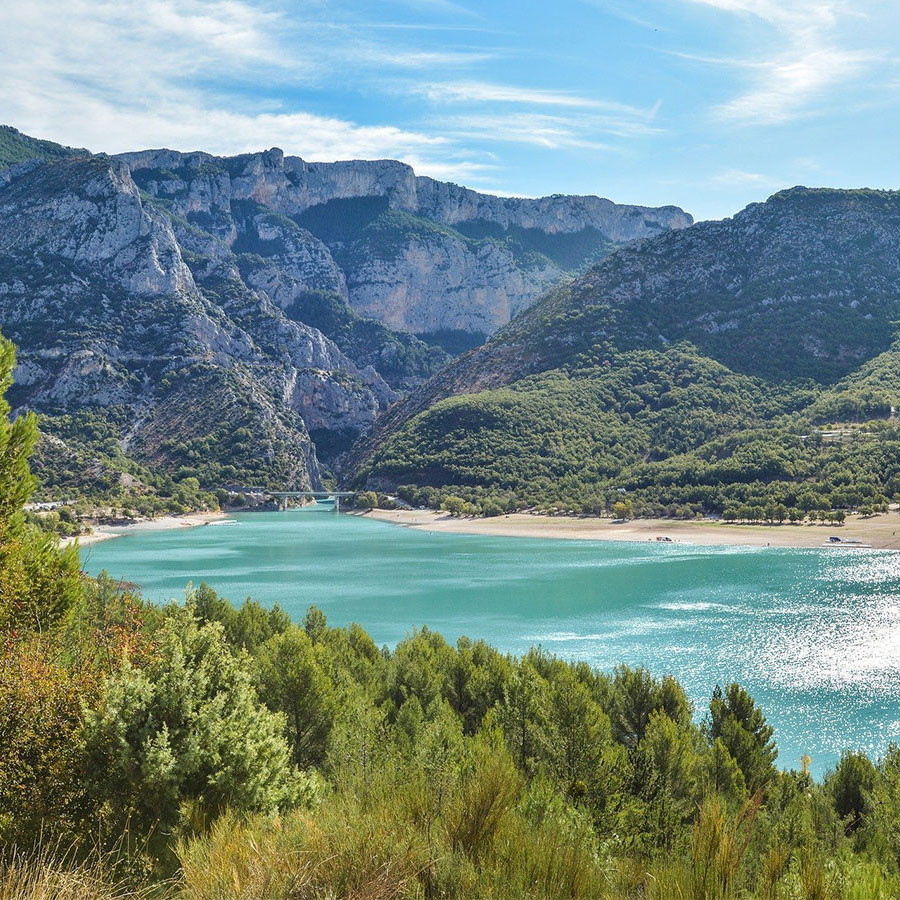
223,486,356,511
268,490,355,512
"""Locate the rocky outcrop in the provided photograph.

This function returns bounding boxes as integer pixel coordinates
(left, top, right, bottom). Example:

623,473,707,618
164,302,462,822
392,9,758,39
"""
119,147,690,237
343,234,561,334
0,125,692,492
117,147,692,336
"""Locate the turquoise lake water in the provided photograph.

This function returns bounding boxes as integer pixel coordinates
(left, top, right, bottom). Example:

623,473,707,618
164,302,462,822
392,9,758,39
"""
80,509,900,778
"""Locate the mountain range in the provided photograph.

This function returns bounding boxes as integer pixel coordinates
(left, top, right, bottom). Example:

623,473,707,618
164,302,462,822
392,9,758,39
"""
0,125,690,501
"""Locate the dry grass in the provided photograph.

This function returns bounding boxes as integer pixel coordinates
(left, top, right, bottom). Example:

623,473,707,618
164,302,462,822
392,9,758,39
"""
176,812,314,900
0,846,163,900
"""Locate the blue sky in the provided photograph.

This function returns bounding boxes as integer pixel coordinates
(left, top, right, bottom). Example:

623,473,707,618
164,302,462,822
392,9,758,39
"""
2,0,899,220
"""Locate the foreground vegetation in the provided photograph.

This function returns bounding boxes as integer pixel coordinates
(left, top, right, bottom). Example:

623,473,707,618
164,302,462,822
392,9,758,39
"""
8,575,900,899
2,335,900,898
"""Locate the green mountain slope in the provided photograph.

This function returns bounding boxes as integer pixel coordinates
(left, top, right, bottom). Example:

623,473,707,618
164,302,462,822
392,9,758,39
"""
0,125,87,170
353,188,900,516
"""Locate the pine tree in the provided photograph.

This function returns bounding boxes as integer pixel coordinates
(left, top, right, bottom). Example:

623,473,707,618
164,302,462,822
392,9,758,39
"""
708,683,777,793
0,331,83,634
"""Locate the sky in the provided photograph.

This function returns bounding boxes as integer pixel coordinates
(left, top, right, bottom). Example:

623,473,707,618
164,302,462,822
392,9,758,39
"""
2,0,899,221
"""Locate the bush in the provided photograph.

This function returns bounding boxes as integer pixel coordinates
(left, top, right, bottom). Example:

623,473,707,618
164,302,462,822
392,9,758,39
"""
82,613,299,849
356,490,378,509
481,499,505,517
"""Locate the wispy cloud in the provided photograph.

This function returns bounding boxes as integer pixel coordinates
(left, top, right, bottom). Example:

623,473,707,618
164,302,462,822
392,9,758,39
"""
715,49,876,124
414,80,651,112
353,47,497,68
680,0,894,124
391,0,478,16
709,168,780,187
441,112,619,150
412,81,663,149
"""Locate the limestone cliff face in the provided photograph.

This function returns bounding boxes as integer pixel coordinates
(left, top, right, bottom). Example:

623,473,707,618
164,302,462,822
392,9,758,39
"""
344,236,560,334
117,147,692,337
0,155,397,487
412,177,692,237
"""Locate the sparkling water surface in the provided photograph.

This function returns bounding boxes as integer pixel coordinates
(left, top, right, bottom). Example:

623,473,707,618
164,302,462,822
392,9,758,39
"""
80,509,900,778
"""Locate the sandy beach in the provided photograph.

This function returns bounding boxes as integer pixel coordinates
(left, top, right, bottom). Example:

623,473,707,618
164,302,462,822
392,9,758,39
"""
64,510,227,548
360,508,900,550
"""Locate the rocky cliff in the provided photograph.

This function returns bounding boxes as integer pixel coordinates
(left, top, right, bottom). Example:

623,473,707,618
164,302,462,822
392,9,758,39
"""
0,153,394,491
117,146,692,337
0,125,690,497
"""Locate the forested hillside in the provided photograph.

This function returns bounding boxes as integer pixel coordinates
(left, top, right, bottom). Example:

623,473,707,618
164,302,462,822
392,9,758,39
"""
3,324,900,899
353,189,900,518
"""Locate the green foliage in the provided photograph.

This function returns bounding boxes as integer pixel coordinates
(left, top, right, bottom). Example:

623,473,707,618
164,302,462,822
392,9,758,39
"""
608,664,692,748
29,405,222,514
361,343,900,518
709,683,778,794
454,219,615,271
0,639,97,847
0,332,84,634
0,126,86,171
442,494,475,516
8,582,900,897
187,583,289,654
355,490,379,509
254,625,336,768
82,613,299,845
829,751,878,834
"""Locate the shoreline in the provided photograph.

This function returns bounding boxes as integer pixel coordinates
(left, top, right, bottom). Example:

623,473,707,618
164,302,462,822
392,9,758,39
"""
65,510,227,548
358,509,900,550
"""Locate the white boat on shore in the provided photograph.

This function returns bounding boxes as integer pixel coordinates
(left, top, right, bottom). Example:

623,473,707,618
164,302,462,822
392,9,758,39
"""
821,536,871,549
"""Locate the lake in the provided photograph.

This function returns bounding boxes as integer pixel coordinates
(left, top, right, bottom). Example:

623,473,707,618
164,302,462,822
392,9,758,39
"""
80,509,900,778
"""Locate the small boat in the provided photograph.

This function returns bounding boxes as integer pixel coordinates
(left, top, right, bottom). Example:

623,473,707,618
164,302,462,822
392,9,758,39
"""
821,537,871,549
208,519,240,526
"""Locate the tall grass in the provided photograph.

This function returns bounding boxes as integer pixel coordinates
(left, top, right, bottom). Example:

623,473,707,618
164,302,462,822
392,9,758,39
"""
177,747,609,900
0,846,161,900
12,819,900,900
176,812,316,900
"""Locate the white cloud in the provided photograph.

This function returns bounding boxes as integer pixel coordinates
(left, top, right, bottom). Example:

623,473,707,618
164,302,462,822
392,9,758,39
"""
679,0,895,124
715,48,876,124
414,80,650,112
352,47,496,68
414,83,663,149
390,0,478,15
442,112,622,150
709,168,779,187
